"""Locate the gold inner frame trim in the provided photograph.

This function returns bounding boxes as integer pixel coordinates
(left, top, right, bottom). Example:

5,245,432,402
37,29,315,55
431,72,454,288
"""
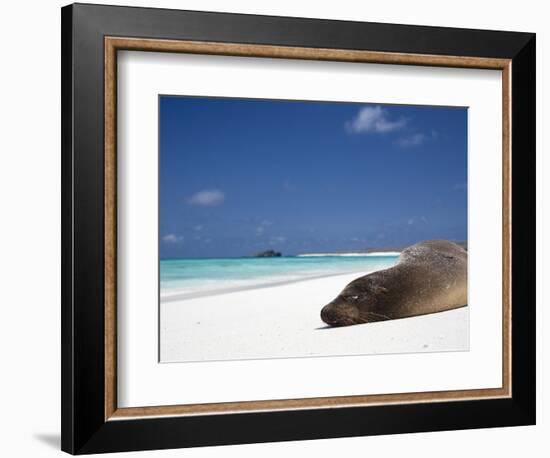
104,36,512,421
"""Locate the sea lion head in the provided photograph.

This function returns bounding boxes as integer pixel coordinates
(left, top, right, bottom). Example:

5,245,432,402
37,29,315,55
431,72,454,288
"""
320,276,390,327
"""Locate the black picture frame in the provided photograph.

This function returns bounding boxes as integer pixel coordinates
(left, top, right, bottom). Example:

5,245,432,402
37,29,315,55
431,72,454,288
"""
61,3,535,454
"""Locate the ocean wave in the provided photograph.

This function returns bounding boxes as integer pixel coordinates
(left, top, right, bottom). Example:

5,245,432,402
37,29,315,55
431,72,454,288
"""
297,252,401,257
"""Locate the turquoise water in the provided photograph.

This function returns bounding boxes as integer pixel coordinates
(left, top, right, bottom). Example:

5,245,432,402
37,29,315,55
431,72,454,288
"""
160,255,399,299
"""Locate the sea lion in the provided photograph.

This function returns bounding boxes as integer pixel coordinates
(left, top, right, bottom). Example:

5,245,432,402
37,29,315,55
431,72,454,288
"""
320,240,467,326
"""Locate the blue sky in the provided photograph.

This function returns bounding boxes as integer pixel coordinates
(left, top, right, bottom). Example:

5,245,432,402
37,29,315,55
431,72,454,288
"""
159,96,467,258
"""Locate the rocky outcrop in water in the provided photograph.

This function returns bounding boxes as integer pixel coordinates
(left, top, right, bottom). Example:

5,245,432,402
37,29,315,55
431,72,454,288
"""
254,250,282,257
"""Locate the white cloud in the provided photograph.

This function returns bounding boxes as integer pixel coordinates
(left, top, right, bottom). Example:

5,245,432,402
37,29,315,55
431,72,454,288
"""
346,106,406,134
194,225,203,231
269,236,286,245
395,133,425,147
187,189,225,206
162,233,183,243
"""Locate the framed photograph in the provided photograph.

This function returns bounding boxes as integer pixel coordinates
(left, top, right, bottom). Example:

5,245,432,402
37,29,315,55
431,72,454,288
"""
61,3,536,454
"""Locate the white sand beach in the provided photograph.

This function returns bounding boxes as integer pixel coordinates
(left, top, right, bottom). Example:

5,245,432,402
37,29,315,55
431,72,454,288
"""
160,271,469,363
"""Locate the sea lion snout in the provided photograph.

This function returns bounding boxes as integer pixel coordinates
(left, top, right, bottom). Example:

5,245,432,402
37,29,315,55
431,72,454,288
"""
321,300,363,327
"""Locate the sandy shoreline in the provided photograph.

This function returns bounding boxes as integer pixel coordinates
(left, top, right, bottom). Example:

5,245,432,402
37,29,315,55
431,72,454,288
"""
160,271,469,363
160,269,374,302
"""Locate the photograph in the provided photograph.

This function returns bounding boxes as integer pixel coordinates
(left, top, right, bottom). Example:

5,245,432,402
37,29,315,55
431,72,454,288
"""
159,96,468,363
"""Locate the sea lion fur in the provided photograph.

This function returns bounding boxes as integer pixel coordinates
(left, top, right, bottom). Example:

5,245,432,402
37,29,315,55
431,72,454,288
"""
320,240,467,326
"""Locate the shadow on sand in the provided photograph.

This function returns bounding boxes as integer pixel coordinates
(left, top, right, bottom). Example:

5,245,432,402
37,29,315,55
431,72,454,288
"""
314,325,336,330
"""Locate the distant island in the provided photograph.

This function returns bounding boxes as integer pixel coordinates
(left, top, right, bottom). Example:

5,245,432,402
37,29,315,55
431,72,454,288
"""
254,249,282,258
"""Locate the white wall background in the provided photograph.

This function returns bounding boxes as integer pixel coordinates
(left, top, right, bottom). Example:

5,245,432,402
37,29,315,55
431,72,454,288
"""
0,1,545,456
